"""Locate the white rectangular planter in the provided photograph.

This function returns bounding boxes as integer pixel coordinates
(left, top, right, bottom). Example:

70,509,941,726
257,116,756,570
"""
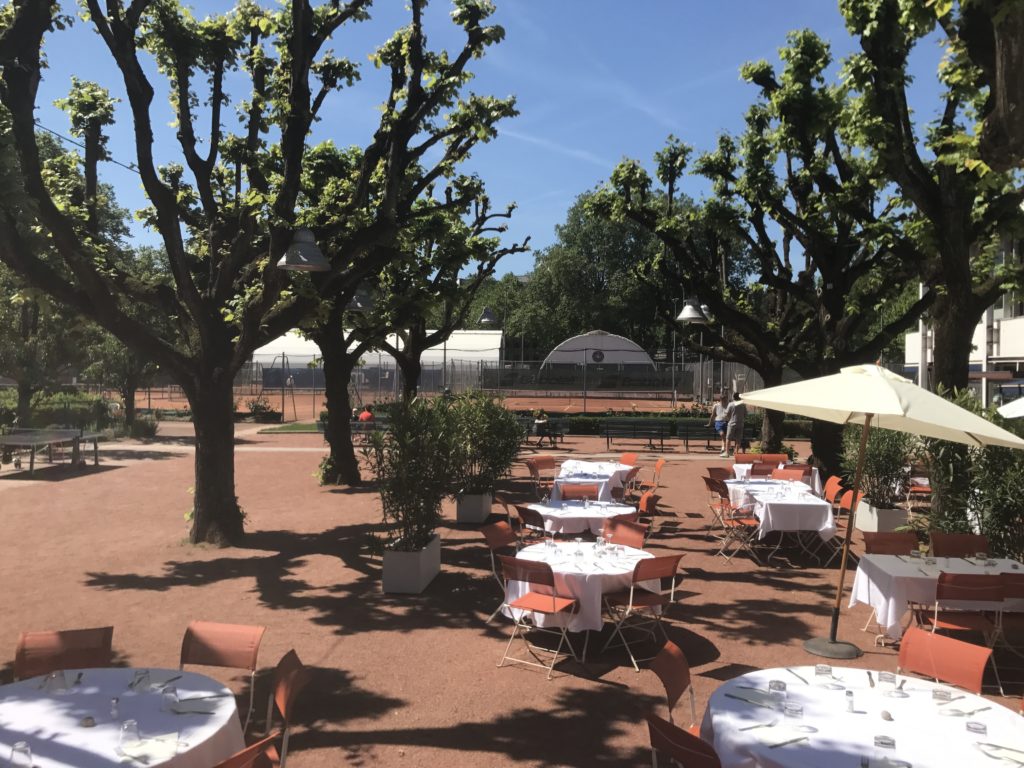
855,500,909,533
456,492,493,524
382,534,441,594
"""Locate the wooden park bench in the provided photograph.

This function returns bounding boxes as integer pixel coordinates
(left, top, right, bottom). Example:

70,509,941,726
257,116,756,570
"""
603,419,667,451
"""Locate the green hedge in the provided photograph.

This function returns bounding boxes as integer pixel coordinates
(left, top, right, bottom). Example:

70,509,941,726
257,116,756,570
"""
514,411,812,440
0,390,114,430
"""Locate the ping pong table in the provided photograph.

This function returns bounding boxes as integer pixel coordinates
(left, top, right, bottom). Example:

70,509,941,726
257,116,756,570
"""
0,428,101,475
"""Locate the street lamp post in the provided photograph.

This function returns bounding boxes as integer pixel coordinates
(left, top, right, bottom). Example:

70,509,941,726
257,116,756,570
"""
677,301,708,406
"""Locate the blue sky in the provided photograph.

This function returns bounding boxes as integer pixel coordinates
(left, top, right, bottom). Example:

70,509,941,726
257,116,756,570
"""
33,1,944,277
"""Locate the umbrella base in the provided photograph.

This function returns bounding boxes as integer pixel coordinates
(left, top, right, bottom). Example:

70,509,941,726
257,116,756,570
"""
804,636,863,659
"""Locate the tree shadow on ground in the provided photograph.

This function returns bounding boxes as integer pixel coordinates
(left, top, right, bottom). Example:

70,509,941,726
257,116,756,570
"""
290,684,655,767
0,464,121,482
94,449,186,463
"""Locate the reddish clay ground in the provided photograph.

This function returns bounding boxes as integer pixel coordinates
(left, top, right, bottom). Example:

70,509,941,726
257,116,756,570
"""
134,389,699,419
1,427,1020,766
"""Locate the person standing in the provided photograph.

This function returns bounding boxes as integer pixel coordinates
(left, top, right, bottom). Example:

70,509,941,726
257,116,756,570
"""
726,392,747,457
358,404,375,423
707,393,730,457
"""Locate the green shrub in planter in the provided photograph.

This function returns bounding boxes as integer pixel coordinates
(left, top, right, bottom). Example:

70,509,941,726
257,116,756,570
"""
842,425,913,508
364,397,457,552
450,391,523,495
130,415,160,439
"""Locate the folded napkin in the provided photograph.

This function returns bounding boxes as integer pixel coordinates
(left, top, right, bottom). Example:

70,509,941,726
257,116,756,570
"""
119,733,179,762
170,699,216,715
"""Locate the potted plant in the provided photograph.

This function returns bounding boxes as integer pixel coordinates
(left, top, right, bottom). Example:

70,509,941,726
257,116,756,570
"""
364,397,456,593
450,391,524,523
844,426,914,533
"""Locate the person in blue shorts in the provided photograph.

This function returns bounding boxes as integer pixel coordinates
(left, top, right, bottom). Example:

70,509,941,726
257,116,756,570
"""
707,392,730,456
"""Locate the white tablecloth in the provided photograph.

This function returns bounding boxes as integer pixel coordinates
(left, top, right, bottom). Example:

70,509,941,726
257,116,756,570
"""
0,668,244,768
550,460,633,503
734,465,822,495
849,554,1024,639
725,481,834,542
503,542,655,632
701,664,1024,768
528,500,637,535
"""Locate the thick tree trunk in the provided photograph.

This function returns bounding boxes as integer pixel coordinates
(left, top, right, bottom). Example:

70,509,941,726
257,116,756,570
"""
398,355,422,401
319,342,362,485
930,292,975,392
810,419,845,478
187,376,244,545
757,368,785,452
16,382,34,425
122,385,137,427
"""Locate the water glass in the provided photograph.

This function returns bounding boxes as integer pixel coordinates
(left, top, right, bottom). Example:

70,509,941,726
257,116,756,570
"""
814,663,833,682
783,702,803,719
909,550,922,560
976,551,989,562
574,537,583,554
132,669,150,691
966,721,987,736
8,742,32,768
161,686,178,712
583,496,590,509
932,688,952,702
878,671,896,687
119,719,142,752
768,679,787,707
44,670,67,693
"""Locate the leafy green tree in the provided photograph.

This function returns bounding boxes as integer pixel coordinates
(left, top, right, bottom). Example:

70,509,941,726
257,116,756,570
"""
0,0,516,544
841,0,1024,392
594,31,931,466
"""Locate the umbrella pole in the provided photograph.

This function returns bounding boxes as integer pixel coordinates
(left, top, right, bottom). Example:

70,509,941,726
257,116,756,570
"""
805,415,872,660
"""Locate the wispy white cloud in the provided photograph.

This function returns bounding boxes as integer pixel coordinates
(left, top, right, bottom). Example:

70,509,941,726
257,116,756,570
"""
501,128,612,170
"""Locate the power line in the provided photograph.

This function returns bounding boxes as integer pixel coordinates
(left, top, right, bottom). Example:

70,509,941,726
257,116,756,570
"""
33,119,141,175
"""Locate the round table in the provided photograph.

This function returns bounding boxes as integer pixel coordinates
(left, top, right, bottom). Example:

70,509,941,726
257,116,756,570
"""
528,500,637,535
550,460,633,503
503,541,654,632
0,667,245,767
701,664,1024,767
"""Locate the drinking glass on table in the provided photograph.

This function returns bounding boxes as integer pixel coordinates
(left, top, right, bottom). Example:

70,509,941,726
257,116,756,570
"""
768,680,787,708
8,742,32,768
119,720,142,753
161,686,179,712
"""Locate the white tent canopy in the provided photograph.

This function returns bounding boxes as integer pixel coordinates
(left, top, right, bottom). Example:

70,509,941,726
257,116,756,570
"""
541,330,655,369
253,329,503,367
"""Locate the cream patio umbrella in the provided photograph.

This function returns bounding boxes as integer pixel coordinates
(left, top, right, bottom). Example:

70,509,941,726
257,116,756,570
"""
740,363,1024,659
997,398,1024,419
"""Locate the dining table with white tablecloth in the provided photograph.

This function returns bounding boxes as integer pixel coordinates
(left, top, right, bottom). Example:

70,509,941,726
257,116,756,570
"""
528,499,637,536
725,480,835,542
701,664,1024,768
549,460,633,503
849,554,1024,640
0,667,245,768
502,541,655,632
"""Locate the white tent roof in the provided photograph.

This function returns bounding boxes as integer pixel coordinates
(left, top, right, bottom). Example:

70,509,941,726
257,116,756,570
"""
253,329,503,366
541,330,655,368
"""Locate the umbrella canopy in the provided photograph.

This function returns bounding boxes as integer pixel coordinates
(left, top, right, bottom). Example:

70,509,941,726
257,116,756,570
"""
997,398,1024,420
741,364,1024,450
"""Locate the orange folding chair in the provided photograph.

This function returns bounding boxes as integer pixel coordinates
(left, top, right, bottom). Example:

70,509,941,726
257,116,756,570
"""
524,458,554,500
749,462,775,478
756,453,789,465
998,572,1024,657
771,467,805,482
612,465,642,502
914,572,1003,694
514,504,548,543
492,493,519,532
482,521,521,622
14,626,114,680
732,453,758,464
180,621,267,732
863,531,919,556
636,458,667,494
496,555,580,679
560,483,600,502
897,625,993,695
601,553,685,671
705,467,731,482
262,650,311,768
822,475,844,508
822,490,865,567
649,641,699,734
646,712,721,768
929,532,990,558
619,452,639,466
213,730,282,768
601,517,648,549
703,477,761,565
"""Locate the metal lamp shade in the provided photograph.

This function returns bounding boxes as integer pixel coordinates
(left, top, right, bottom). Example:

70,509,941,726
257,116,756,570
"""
677,302,708,324
276,228,330,272
478,306,498,326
